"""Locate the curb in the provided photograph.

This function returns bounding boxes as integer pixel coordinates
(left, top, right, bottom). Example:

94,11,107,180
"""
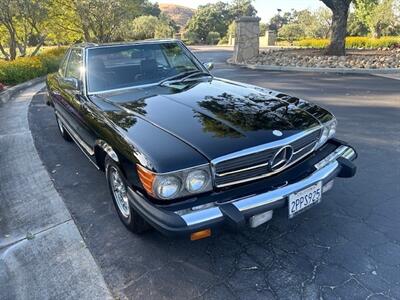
0,84,113,299
227,59,400,75
0,76,45,104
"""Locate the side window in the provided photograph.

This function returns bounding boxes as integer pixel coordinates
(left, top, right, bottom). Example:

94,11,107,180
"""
58,50,70,76
154,49,169,67
162,44,196,70
65,49,83,79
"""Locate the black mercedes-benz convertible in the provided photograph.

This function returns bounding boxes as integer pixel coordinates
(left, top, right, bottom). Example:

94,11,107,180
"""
46,40,357,240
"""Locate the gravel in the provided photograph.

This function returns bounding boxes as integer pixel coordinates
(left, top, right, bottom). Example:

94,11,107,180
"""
247,49,400,70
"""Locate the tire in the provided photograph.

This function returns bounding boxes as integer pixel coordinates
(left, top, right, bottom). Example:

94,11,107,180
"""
55,114,72,142
105,156,150,234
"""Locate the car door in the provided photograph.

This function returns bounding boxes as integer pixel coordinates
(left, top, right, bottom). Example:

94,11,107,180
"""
56,48,96,156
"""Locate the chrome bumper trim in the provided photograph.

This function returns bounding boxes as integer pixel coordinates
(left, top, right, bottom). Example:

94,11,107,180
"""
314,145,356,170
179,145,354,227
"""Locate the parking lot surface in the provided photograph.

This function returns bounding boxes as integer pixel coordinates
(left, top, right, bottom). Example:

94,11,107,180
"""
29,49,400,299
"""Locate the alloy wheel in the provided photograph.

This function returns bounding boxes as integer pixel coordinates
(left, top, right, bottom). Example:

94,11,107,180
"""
109,166,130,218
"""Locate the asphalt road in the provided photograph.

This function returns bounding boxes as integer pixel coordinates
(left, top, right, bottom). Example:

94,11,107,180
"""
29,49,400,300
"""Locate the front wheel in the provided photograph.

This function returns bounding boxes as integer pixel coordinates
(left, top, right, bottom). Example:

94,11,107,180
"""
105,156,150,234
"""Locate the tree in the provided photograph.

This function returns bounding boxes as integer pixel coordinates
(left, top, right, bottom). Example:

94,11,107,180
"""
259,22,268,36
206,31,221,44
268,8,331,41
155,14,175,39
0,0,20,60
294,8,332,38
347,12,369,36
185,0,257,44
155,22,174,39
278,24,305,42
230,0,257,18
320,0,353,56
47,0,160,43
158,12,179,33
0,0,50,60
127,15,174,40
354,0,398,37
185,2,231,43
129,15,159,40
268,11,294,32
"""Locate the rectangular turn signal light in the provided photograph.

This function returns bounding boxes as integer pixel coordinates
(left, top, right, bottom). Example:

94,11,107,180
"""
190,229,211,241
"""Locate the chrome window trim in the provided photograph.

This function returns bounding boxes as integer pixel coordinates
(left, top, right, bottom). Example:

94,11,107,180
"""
65,48,84,80
58,49,71,77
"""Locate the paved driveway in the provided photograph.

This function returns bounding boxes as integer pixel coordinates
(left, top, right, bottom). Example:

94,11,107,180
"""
29,49,400,299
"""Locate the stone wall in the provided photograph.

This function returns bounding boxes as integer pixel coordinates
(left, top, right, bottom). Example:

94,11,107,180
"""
232,16,260,63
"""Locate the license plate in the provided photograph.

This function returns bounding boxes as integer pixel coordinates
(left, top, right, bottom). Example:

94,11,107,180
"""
288,181,322,218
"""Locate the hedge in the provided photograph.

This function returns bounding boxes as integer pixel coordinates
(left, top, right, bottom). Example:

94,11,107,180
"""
0,47,67,86
295,36,400,49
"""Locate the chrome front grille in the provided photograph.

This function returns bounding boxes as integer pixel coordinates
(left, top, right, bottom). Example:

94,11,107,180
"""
213,128,322,187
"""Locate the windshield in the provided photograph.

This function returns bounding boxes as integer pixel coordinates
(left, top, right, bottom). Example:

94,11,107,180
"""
86,42,201,93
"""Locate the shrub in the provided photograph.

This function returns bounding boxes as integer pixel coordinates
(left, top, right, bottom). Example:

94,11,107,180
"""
295,36,400,49
345,36,400,48
0,46,67,86
218,36,229,45
206,32,220,45
182,31,199,45
278,24,306,43
295,38,329,48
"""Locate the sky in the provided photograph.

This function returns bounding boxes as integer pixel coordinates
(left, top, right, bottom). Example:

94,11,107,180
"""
153,0,324,23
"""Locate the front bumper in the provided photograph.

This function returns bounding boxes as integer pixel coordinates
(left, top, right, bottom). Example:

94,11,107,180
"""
127,142,357,238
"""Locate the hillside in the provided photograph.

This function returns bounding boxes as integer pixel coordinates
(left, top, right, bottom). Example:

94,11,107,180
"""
159,3,195,29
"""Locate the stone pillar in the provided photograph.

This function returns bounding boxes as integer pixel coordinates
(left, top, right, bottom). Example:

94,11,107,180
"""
233,16,260,63
265,30,276,46
228,34,234,46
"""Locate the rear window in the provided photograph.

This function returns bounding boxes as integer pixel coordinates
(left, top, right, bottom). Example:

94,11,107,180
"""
86,42,199,93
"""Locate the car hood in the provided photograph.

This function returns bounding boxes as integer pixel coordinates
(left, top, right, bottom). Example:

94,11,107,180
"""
92,78,331,161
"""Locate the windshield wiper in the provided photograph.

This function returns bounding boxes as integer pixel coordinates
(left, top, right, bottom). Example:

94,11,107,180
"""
181,71,213,82
159,69,199,85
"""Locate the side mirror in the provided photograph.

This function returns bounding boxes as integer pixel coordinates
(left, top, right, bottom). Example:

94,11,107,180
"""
204,62,214,71
59,77,80,91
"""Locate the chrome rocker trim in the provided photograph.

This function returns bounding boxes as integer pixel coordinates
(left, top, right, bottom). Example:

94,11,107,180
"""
177,145,356,227
55,111,94,155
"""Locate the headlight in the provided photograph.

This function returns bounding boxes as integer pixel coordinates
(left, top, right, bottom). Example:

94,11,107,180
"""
316,118,337,149
137,164,212,200
328,119,337,138
186,170,208,192
154,176,181,199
